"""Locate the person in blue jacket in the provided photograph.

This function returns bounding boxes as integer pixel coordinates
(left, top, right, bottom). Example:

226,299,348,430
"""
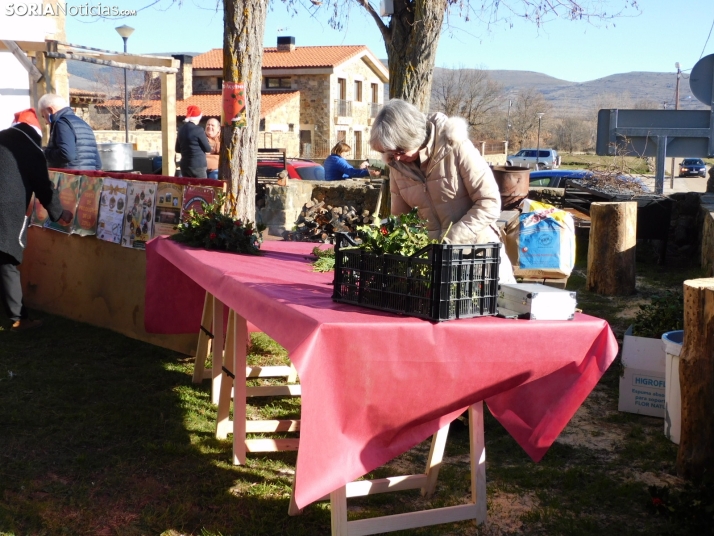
323,141,378,181
38,93,102,170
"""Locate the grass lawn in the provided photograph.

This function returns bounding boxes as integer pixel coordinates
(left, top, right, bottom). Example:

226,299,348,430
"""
1,242,711,535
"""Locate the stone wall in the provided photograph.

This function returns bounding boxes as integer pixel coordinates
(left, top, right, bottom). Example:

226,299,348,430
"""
258,179,382,236
95,130,162,153
260,94,301,157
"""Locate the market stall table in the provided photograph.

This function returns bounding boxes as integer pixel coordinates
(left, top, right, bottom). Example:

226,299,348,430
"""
145,237,617,531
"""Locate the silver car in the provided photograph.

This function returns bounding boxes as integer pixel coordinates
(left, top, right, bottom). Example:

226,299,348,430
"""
507,148,561,170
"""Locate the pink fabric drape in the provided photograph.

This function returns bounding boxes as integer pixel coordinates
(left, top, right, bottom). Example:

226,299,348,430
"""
145,237,618,509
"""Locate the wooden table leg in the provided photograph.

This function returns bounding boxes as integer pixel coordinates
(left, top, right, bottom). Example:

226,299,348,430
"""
232,312,249,465
216,310,235,440
192,292,214,384
469,400,487,523
421,423,450,498
211,296,225,405
330,486,349,536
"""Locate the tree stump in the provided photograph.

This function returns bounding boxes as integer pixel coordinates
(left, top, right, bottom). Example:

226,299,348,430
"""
676,278,714,480
586,202,637,295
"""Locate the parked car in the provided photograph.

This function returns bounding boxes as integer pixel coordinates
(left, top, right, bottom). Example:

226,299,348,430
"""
678,158,706,178
507,148,561,170
257,158,325,181
528,169,651,192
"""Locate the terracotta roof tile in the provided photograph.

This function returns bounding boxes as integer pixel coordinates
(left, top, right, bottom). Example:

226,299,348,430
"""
122,91,299,119
193,45,368,70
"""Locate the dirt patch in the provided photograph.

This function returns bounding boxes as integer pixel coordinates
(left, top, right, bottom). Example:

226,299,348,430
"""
480,491,538,535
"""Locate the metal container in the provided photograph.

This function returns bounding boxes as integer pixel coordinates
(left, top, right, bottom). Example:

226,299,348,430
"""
491,165,530,210
98,142,133,171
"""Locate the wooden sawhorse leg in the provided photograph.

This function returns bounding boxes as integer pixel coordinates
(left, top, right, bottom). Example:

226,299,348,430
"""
214,309,301,463
191,292,225,405
328,401,487,535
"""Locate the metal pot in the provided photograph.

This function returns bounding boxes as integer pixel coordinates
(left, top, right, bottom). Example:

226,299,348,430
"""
98,142,133,171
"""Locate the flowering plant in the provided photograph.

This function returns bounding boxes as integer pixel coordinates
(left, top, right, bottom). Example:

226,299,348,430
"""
170,193,265,255
355,208,436,256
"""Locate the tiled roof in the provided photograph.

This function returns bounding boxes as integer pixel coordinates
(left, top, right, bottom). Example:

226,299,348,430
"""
193,45,368,70
114,91,299,119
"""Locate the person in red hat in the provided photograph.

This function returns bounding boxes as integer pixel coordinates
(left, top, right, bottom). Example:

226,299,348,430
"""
175,104,212,178
0,109,73,331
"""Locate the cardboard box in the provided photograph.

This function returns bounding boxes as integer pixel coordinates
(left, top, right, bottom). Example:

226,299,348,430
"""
618,325,666,418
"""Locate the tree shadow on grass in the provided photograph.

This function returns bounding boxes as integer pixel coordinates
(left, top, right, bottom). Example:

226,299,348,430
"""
0,312,330,536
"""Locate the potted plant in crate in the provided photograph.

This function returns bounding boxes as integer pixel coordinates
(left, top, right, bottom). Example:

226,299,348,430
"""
618,290,684,418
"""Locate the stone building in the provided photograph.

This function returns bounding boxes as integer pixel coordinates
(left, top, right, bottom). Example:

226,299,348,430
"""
182,36,389,159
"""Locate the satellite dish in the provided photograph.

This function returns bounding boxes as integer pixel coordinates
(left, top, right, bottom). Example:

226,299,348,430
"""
690,53,714,106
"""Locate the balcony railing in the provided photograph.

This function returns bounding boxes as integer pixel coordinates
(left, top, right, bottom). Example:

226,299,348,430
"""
334,99,352,117
370,102,382,118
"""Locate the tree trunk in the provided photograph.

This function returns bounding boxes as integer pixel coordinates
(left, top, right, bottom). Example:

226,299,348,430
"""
586,202,637,295
386,0,448,111
220,0,267,220
676,278,714,480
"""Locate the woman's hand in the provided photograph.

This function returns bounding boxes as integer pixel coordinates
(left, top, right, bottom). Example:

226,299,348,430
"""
359,160,370,169
369,169,381,177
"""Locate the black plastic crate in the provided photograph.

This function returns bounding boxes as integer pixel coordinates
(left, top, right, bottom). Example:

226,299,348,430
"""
332,234,500,321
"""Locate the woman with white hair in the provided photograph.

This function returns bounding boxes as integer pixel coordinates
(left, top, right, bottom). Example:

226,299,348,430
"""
370,98,514,282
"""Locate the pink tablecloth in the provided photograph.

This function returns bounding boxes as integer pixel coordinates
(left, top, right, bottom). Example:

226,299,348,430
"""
145,237,618,509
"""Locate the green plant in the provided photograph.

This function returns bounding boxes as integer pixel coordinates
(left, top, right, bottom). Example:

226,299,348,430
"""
310,246,335,272
355,208,436,256
631,290,684,338
170,193,265,254
648,475,714,533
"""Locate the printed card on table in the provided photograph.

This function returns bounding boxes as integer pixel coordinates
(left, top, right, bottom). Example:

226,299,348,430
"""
30,171,61,227
180,185,215,220
71,175,104,236
121,181,157,250
96,178,128,244
44,172,81,234
154,182,184,236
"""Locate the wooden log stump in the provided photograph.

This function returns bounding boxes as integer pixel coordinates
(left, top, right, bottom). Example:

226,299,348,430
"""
676,278,714,480
586,201,637,295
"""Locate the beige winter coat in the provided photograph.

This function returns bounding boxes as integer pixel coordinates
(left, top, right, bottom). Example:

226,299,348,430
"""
389,113,501,245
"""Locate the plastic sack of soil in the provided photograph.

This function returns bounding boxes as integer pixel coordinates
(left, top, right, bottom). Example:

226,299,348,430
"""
502,200,576,279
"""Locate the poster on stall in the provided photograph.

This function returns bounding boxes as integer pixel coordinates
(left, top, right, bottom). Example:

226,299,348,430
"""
44,172,81,234
181,185,215,220
97,178,128,244
154,182,184,236
30,171,61,227
71,175,104,236
222,81,246,127
121,181,157,250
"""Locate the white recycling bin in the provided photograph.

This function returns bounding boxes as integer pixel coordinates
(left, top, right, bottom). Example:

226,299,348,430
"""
662,330,684,444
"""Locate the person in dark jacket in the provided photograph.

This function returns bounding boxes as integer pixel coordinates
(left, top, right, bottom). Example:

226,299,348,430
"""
0,109,73,331
176,105,212,178
38,93,102,170
323,141,378,181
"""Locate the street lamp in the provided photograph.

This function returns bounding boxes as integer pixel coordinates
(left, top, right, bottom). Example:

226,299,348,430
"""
115,24,134,143
535,112,545,169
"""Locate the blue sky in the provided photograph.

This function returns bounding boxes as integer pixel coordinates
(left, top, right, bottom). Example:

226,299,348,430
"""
62,0,714,83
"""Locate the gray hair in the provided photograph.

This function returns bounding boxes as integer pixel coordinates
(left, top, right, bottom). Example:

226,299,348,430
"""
38,93,68,112
370,99,427,153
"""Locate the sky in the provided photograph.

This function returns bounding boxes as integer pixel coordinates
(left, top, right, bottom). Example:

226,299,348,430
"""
48,0,714,83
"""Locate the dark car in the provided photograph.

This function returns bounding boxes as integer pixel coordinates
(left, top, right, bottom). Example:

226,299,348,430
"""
257,158,325,181
529,169,651,191
528,169,591,188
678,158,706,178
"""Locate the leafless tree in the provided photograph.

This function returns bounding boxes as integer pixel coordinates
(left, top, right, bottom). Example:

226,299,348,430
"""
551,116,594,153
431,65,505,136
90,70,159,131
290,0,641,111
508,88,553,150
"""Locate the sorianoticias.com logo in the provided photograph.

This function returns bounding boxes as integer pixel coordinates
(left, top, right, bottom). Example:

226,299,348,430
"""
5,2,137,16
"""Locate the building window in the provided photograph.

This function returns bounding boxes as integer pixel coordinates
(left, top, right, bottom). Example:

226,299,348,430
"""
338,78,346,100
337,130,347,142
371,83,378,103
265,77,291,89
354,80,362,102
217,77,223,90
